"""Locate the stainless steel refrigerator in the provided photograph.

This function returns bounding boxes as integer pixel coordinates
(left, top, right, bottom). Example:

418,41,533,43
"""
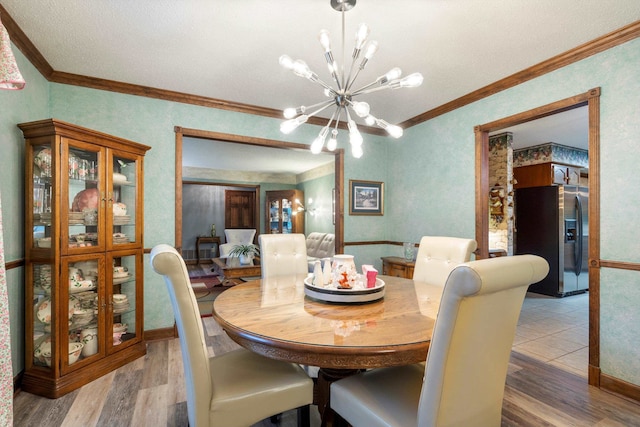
515,185,588,297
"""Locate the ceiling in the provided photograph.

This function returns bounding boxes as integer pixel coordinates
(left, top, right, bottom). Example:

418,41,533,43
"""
2,1,637,171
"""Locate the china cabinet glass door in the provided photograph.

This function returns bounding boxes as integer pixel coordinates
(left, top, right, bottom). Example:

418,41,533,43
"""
32,262,54,370
61,256,104,373
31,141,54,252
281,198,293,233
269,199,280,233
107,250,141,353
62,139,105,255
108,151,141,249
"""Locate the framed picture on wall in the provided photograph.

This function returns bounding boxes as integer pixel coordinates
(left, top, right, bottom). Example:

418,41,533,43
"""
349,180,384,215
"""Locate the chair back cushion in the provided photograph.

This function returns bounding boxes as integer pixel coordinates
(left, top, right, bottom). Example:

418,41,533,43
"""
305,232,326,256
224,229,256,245
259,233,308,278
412,236,477,285
306,232,336,258
150,244,211,427
418,254,549,426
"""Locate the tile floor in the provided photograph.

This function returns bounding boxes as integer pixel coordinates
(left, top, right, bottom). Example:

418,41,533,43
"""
513,291,589,378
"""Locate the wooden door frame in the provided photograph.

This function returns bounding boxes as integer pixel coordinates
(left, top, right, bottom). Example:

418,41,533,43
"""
474,88,601,386
174,126,345,255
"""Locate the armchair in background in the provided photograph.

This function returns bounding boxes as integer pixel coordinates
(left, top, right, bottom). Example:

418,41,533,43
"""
305,232,336,272
218,229,256,258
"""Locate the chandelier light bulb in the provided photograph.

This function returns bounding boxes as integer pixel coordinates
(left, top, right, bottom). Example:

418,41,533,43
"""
378,67,402,85
292,60,312,78
279,54,294,70
283,106,305,119
348,120,363,147
351,101,370,117
280,115,308,134
318,30,332,52
364,114,376,126
375,119,403,138
327,129,338,151
394,72,424,88
351,144,364,158
354,23,370,50
310,126,330,154
363,41,378,60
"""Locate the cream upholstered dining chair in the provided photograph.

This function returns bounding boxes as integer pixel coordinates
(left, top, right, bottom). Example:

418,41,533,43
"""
258,233,319,378
412,236,477,285
218,228,256,258
258,233,309,278
330,254,549,427
150,244,313,427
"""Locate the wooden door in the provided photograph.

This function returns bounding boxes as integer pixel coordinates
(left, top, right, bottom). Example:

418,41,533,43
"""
225,190,256,230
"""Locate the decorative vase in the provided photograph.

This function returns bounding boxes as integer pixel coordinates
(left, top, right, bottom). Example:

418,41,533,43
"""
403,242,415,261
210,223,216,237
332,254,357,288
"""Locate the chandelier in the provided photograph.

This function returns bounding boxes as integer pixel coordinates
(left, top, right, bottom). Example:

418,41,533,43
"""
279,0,423,158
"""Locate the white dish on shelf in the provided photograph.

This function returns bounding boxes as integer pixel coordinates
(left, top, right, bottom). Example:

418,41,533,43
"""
113,274,133,285
33,335,52,365
69,279,96,294
113,323,128,333
303,275,385,304
36,296,80,324
113,173,128,183
68,342,84,365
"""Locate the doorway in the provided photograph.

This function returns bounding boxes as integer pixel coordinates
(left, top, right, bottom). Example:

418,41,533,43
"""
475,88,601,386
174,126,346,255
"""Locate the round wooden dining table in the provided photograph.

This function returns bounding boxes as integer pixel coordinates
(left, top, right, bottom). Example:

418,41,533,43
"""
212,273,443,425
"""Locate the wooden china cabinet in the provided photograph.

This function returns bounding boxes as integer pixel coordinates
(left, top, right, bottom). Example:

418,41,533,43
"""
265,189,305,234
20,119,150,398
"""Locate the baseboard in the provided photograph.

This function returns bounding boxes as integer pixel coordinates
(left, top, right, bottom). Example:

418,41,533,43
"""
144,325,177,341
600,372,640,403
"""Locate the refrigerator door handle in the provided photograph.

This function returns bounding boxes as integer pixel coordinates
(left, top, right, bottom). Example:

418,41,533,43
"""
575,194,583,276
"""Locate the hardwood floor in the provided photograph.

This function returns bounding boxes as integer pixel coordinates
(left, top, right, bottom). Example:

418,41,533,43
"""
13,296,640,426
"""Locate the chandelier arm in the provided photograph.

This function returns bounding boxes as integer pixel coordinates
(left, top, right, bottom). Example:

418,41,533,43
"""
334,107,343,131
305,102,336,120
345,65,364,92
340,6,346,88
306,99,336,112
306,73,339,94
350,79,380,96
324,107,339,130
323,53,343,92
352,84,395,96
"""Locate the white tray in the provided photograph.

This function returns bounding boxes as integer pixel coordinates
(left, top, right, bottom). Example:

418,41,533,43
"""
303,275,385,304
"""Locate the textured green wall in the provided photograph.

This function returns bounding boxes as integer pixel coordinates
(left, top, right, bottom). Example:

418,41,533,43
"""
2,36,640,387
0,45,49,376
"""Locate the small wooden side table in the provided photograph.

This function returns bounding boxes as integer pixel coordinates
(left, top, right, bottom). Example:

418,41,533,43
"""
381,256,415,279
196,236,221,263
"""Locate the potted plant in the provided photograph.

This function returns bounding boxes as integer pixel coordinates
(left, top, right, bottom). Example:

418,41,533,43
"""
228,243,260,265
